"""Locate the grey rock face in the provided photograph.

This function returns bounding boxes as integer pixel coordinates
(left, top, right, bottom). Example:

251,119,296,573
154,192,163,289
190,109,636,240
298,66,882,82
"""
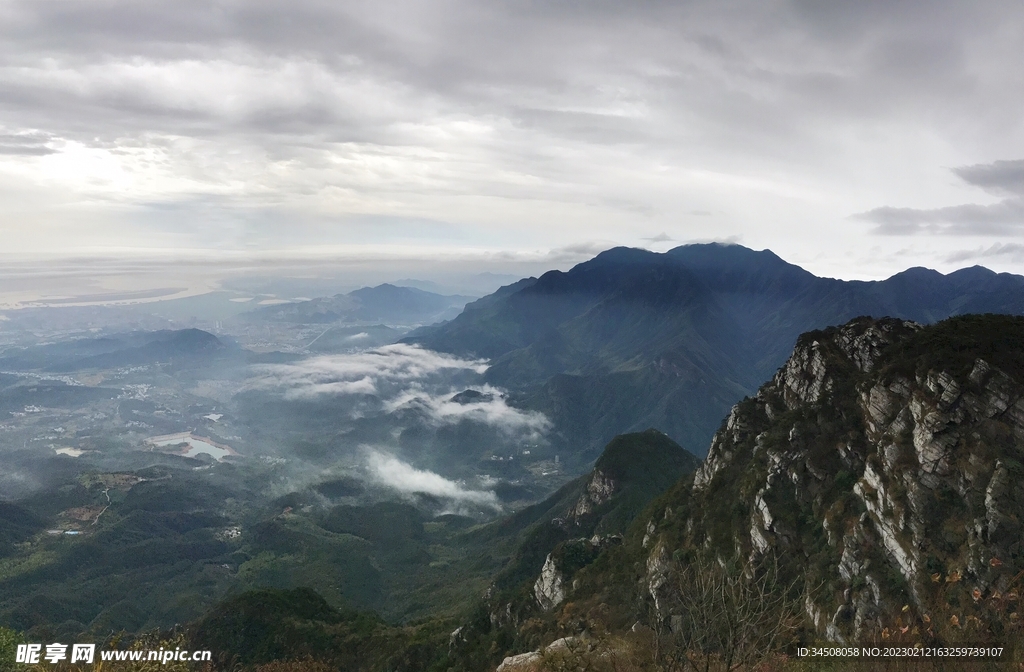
569,470,617,520
533,534,622,610
534,553,566,611
644,316,1024,641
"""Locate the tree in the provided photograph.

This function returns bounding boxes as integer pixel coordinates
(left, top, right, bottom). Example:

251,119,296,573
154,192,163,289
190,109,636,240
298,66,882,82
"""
661,553,801,672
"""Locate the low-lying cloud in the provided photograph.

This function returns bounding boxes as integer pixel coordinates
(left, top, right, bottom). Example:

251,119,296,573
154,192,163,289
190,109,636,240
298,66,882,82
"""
246,343,549,439
384,385,550,438
248,343,488,400
365,449,500,511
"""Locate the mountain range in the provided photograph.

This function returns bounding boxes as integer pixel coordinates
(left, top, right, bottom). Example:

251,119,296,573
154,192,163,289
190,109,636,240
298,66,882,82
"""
407,244,1024,459
7,245,1024,671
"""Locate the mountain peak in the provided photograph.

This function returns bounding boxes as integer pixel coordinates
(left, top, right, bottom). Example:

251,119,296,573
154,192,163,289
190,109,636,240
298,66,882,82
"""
886,266,945,281
666,242,812,279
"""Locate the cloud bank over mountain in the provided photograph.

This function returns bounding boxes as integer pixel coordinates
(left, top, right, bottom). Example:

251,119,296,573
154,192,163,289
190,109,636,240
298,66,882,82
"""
383,385,550,438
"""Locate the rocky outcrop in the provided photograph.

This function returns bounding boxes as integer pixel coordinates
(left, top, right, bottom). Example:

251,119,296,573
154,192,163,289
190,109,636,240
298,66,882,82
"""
568,469,617,520
494,637,586,672
495,651,542,672
533,553,566,610
645,315,1024,642
447,430,698,667
534,535,622,610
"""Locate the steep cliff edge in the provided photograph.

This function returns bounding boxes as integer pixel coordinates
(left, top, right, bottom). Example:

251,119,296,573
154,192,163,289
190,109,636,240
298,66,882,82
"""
643,314,1024,642
484,429,699,616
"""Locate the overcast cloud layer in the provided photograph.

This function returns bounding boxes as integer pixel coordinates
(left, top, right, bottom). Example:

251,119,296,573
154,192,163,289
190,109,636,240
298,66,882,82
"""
2,1,1024,278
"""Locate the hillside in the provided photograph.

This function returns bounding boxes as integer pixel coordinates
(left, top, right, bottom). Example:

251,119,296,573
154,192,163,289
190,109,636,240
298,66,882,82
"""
172,431,699,672
442,430,700,670
445,314,1024,671
480,429,700,598
406,244,1024,459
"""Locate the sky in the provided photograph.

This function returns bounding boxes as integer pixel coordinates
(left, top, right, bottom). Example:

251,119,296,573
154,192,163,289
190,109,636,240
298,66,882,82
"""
1,0,1024,284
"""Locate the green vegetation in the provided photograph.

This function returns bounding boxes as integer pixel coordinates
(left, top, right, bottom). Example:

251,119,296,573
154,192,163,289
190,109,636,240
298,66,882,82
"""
880,314,1024,382
189,588,408,669
8,312,1024,671
0,626,24,672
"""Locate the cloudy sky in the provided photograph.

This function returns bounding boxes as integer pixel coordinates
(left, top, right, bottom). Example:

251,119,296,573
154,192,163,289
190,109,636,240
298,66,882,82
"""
1,0,1023,280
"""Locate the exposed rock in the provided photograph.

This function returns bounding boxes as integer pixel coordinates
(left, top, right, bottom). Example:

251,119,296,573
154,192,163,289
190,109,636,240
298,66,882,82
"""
569,469,617,519
642,519,656,549
494,638,587,672
643,315,1024,642
533,553,566,610
449,626,466,651
545,636,581,653
495,651,542,672
534,535,622,610
646,542,671,616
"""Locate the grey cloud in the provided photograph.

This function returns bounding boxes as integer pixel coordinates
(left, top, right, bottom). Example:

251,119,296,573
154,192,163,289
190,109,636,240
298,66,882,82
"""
855,199,1024,235
944,242,1024,264
953,160,1024,197
856,158,1024,235
1,1,1010,147
0,145,54,156
0,132,56,155
2,0,1024,264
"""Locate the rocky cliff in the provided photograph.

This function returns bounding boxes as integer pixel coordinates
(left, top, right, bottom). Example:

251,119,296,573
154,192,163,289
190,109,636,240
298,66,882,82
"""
643,314,1024,642
483,430,698,619
445,430,698,668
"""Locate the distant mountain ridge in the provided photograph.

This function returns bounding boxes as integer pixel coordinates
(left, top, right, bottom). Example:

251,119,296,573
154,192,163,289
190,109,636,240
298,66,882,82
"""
0,328,224,372
406,244,1024,459
251,283,473,326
